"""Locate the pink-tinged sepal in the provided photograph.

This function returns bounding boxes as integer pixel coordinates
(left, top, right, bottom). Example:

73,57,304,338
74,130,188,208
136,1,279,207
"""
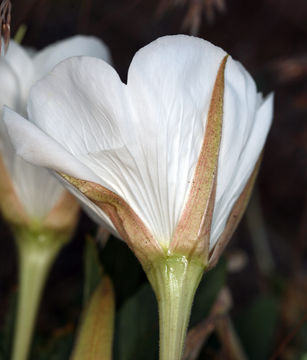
170,56,227,264
60,174,164,268
0,155,29,226
43,190,80,238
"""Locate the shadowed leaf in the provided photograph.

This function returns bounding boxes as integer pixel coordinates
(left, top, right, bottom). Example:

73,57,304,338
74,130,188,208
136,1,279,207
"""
101,236,143,307
83,236,103,305
190,258,227,327
234,295,279,360
115,284,159,360
0,290,17,358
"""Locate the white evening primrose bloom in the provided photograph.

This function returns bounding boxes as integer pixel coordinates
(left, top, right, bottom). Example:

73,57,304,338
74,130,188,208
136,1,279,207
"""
1,36,112,360
3,35,273,360
0,35,111,231
3,35,272,265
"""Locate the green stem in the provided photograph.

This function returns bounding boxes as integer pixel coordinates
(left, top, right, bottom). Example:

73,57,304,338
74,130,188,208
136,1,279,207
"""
146,255,205,360
12,229,65,360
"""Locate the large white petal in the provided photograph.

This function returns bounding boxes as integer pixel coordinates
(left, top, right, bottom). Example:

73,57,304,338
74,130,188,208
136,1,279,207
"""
3,107,108,221
33,35,112,82
3,107,101,183
125,35,227,244
3,41,34,112
1,37,113,221
0,59,21,111
27,56,141,230
1,36,111,117
27,35,227,245
3,107,118,228
28,56,126,157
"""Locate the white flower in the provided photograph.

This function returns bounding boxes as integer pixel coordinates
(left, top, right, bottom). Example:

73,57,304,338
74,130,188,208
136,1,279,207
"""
3,35,273,263
0,35,111,224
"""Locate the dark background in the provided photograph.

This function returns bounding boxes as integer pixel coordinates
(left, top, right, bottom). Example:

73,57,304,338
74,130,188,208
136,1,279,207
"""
0,0,306,359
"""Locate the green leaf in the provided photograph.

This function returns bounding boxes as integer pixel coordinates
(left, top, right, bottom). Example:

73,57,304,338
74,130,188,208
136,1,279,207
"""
114,284,159,360
0,290,17,358
101,236,143,306
296,321,307,359
83,236,103,305
30,329,74,360
234,294,279,360
190,258,227,327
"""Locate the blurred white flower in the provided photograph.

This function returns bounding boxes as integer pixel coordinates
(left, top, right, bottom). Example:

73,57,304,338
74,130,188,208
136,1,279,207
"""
3,35,273,264
0,35,111,226
1,35,112,360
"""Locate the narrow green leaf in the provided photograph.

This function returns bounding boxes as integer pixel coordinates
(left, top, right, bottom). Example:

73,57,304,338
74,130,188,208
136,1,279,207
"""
101,236,143,306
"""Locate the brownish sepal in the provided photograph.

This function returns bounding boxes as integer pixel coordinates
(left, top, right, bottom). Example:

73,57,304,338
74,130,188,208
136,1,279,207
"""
60,174,163,269
170,55,228,262
0,154,79,238
0,155,29,225
43,190,80,238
